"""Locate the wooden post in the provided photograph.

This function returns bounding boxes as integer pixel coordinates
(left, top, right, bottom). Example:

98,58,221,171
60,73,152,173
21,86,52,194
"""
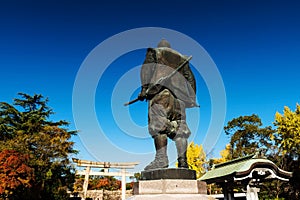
121,168,126,200
82,166,91,199
222,182,235,200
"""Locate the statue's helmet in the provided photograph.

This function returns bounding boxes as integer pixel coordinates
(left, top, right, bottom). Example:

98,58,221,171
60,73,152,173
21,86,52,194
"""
157,39,171,48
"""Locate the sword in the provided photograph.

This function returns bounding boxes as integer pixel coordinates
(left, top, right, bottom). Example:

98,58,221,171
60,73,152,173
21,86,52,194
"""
124,98,140,106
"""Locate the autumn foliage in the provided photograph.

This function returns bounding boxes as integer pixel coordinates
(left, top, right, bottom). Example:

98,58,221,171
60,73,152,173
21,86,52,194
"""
186,142,207,179
90,177,121,190
73,176,122,193
0,149,34,196
0,93,77,200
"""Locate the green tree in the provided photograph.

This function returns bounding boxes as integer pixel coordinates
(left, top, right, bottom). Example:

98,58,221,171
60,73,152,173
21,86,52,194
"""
129,172,141,182
224,114,275,158
0,93,77,200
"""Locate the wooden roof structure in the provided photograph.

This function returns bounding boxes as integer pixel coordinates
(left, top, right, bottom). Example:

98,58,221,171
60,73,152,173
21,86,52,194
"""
200,154,292,200
200,154,292,184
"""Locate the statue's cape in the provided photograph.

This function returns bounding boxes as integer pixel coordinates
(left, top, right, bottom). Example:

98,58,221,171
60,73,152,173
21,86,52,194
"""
141,47,197,108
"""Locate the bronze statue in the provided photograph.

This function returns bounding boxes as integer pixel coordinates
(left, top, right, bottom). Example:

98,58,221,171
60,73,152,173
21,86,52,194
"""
127,39,197,170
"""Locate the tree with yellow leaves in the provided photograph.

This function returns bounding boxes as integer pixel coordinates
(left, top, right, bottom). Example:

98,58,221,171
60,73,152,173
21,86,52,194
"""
273,104,300,199
274,104,300,155
186,142,207,179
212,144,232,165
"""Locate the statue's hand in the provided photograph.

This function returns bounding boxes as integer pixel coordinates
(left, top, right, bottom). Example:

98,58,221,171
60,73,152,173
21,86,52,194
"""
138,88,147,101
138,93,145,101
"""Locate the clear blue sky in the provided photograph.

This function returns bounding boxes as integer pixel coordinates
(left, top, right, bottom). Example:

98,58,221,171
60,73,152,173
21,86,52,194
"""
1,0,300,172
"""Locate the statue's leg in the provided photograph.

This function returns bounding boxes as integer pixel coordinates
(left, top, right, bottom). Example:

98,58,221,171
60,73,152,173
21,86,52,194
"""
145,90,172,170
144,134,168,170
174,136,188,168
170,99,191,168
148,89,172,136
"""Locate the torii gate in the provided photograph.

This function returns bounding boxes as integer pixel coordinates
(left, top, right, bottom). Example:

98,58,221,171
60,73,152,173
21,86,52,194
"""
72,158,139,200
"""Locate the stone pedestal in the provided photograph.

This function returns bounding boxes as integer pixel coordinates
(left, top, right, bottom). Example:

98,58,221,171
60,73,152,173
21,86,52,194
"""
127,168,214,200
133,179,207,195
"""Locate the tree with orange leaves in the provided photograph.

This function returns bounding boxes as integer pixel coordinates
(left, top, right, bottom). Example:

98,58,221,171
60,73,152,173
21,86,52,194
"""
0,149,34,199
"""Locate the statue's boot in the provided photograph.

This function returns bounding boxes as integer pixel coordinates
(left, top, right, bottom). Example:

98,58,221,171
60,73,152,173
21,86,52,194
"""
175,137,189,168
144,134,169,170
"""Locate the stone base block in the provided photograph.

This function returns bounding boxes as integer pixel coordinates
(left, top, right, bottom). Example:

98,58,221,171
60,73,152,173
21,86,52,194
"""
132,169,210,199
141,168,196,180
127,194,215,200
134,179,207,195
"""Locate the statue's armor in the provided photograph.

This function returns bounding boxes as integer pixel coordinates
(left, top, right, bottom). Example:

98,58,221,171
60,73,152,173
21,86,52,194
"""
140,47,197,108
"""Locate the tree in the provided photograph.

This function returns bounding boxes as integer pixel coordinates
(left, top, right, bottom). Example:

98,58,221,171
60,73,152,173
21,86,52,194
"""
0,150,34,199
273,104,300,199
224,114,275,158
73,176,84,194
218,111,298,199
0,93,77,200
274,104,300,155
186,142,207,178
129,172,141,183
211,144,232,165
206,144,232,195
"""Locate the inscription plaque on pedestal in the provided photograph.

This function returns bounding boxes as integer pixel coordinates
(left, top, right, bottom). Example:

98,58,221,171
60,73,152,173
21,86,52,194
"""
141,168,196,180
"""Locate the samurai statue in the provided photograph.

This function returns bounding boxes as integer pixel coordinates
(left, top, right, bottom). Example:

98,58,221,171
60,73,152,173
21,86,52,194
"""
138,39,197,170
